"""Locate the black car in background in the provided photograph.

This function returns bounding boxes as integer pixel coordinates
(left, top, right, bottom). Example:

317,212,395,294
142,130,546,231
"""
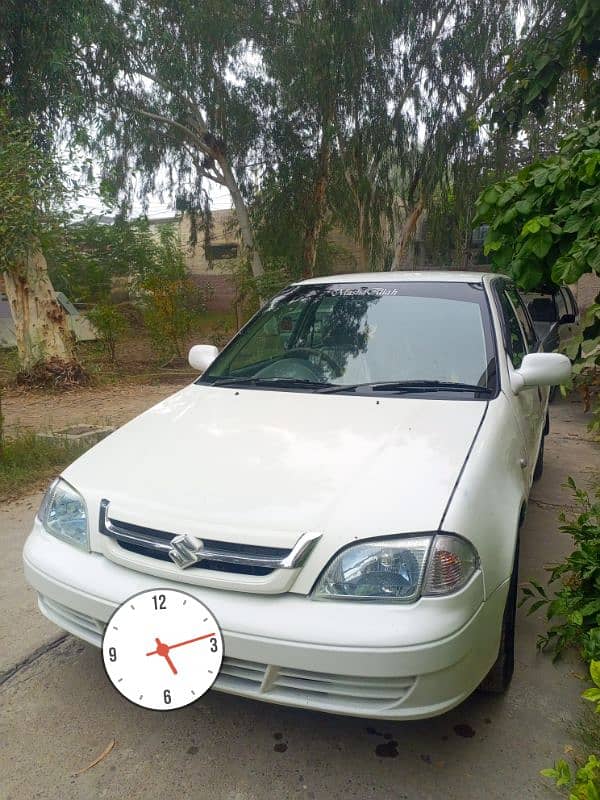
524,286,579,400
524,285,579,354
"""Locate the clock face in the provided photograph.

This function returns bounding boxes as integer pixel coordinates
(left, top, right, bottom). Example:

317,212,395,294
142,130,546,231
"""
102,588,223,710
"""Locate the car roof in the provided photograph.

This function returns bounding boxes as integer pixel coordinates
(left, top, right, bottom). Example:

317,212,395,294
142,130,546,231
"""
294,271,494,286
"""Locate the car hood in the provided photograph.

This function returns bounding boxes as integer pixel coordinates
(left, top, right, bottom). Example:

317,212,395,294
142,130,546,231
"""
64,384,486,552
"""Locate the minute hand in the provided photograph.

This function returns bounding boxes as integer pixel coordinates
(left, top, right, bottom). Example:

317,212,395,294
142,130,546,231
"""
169,632,216,650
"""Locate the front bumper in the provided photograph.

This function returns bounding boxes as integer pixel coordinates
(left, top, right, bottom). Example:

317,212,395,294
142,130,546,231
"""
23,520,509,720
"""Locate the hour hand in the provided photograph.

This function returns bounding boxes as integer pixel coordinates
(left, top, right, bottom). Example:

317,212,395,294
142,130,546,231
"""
146,637,178,675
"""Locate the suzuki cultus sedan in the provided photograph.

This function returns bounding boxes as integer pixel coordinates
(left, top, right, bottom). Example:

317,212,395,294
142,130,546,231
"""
24,272,571,719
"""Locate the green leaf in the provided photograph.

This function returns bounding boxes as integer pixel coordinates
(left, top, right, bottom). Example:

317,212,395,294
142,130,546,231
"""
483,187,501,205
529,579,548,598
526,230,554,258
515,199,532,215
540,768,557,778
498,187,517,207
581,687,600,701
521,218,541,235
527,598,547,615
591,660,600,688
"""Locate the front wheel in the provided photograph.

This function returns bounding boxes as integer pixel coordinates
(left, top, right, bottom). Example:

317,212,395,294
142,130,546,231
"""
479,542,518,694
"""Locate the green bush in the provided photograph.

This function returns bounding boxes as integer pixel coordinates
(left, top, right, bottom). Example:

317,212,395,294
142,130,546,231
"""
542,662,600,798
87,304,129,362
132,226,210,360
542,754,600,800
520,479,600,661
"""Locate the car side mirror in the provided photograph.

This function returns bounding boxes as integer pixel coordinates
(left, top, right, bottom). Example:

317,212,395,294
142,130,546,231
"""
510,352,571,394
559,312,575,325
188,344,219,372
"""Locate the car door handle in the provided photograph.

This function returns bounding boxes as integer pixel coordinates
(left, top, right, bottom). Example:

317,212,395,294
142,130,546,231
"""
520,457,528,469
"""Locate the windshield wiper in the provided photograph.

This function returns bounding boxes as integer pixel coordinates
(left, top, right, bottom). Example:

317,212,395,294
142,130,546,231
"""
207,376,335,391
318,380,493,395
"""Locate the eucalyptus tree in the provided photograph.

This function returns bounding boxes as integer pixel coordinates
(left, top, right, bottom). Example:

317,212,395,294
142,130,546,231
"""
257,0,402,277
383,0,532,269
88,0,268,281
0,108,79,372
0,0,99,374
258,0,528,275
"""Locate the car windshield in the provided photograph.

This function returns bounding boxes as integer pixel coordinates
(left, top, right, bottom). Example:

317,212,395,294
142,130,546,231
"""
200,281,496,395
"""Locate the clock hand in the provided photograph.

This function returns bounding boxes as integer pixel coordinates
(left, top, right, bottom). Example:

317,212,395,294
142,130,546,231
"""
168,632,216,650
146,637,178,675
163,652,178,675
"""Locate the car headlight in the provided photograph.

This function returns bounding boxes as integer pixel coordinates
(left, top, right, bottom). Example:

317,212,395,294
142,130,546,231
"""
312,534,478,602
38,478,89,551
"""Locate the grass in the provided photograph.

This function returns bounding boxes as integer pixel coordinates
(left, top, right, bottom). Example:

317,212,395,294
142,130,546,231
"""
0,432,90,502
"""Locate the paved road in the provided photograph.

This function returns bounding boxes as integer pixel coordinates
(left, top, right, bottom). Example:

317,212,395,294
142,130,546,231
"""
1,396,598,800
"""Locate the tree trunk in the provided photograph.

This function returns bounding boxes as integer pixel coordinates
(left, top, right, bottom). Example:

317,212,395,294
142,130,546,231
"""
302,124,332,279
356,200,372,271
217,157,264,281
390,200,425,271
3,247,76,372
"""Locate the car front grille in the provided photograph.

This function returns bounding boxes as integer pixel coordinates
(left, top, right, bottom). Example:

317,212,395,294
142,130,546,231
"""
111,520,285,576
98,500,303,577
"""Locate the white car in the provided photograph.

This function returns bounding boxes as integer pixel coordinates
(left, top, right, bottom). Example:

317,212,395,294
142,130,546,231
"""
23,272,571,720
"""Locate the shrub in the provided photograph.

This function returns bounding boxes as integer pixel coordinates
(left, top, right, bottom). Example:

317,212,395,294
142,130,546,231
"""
132,225,210,361
137,274,208,360
542,754,600,800
542,662,600,799
87,304,129,363
520,479,600,661
582,660,600,712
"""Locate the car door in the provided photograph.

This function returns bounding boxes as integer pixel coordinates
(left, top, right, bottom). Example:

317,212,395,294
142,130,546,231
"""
495,284,544,481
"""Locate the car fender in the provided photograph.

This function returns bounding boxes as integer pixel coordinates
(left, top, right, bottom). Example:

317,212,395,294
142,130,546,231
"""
440,392,526,599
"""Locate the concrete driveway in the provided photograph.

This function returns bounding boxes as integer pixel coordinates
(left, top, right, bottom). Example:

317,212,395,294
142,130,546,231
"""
1,396,597,800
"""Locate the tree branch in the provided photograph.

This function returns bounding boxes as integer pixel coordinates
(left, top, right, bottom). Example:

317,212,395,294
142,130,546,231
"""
132,108,215,157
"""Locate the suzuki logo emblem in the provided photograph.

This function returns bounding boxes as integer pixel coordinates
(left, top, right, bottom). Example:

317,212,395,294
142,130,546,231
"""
168,534,205,569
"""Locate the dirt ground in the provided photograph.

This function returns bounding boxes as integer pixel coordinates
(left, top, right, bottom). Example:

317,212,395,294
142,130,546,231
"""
1,394,598,800
2,377,191,437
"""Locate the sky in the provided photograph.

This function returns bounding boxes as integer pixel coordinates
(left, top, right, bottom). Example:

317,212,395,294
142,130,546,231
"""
75,178,234,220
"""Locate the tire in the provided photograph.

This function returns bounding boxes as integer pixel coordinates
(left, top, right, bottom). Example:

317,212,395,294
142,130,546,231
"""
480,541,519,694
533,436,544,482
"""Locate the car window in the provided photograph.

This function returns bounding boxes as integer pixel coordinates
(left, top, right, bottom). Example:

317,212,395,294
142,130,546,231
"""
507,287,537,351
203,282,497,392
555,289,568,321
496,286,527,368
526,294,557,323
566,287,578,316
560,288,576,319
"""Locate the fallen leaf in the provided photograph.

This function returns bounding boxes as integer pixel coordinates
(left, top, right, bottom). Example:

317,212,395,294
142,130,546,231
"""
73,739,115,776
